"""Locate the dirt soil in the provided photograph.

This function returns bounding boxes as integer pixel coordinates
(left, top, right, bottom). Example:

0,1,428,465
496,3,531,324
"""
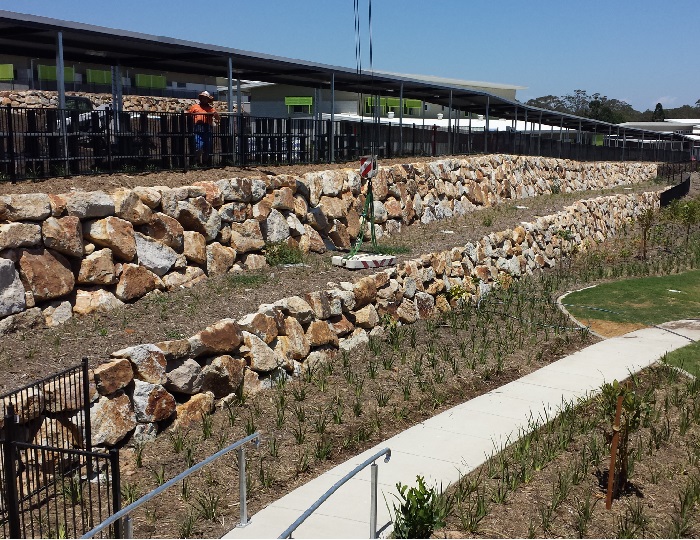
0,175,663,394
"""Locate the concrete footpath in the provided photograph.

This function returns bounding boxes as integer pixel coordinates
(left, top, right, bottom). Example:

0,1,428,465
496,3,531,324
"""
224,320,699,539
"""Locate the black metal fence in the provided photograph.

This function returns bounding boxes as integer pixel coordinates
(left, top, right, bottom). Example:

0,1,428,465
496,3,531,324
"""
660,174,692,207
0,359,121,538
0,105,693,182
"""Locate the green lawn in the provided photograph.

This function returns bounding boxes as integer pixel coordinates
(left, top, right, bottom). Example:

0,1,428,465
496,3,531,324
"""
563,270,700,326
664,341,700,378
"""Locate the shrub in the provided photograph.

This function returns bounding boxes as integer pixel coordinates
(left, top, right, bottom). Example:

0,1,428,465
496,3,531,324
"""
264,241,304,266
389,475,452,539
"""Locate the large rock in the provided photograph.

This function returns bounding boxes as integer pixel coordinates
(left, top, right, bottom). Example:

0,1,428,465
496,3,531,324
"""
77,248,116,285
272,187,295,211
306,320,339,347
415,292,436,319
230,220,265,253
264,209,290,243
176,197,221,242
42,216,84,258
273,317,310,360
303,291,341,320
64,191,115,219
135,233,178,276
162,266,207,290
237,312,278,344
143,213,185,251
219,201,251,223
18,248,75,302
165,358,202,395
274,296,314,325
174,391,215,429
42,300,73,327
240,331,285,373
90,391,136,446
318,196,348,219
132,380,176,423
73,289,124,315
183,230,207,265
353,276,377,308
0,193,51,221
0,258,26,318
350,304,379,329
195,355,245,398
83,216,137,261
0,222,41,251
113,189,153,225
115,264,164,301
206,242,236,276
112,344,167,385
301,225,326,254
189,319,243,357
93,358,134,396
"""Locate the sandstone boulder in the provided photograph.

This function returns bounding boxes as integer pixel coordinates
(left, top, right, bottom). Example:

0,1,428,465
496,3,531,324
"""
90,391,136,446
64,191,115,219
132,380,176,423
93,358,134,396
174,392,215,428
42,216,83,258
18,248,74,302
73,289,124,315
112,344,167,385
195,355,245,398
115,264,164,301
189,319,243,357
0,258,26,318
143,213,185,251
0,222,41,251
0,193,51,221
135,233,178,276
77,248,116,285
83,217,137,261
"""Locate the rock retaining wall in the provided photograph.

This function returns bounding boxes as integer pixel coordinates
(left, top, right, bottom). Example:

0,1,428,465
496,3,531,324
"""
0,156,657,336
19,189,657,448
0,90,231,113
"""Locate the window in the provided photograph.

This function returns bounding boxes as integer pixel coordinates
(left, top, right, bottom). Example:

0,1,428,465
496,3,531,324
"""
285,96,313,114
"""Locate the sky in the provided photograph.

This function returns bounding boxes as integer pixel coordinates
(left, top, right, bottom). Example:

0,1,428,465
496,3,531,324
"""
3,0,698,112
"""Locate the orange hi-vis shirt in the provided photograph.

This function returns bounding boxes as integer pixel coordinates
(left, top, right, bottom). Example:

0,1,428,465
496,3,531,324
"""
187,103,217,125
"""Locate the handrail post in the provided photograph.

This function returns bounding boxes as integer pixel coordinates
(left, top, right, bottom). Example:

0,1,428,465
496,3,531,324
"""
124,514,133,539
237,446,249,527
370,462,378,539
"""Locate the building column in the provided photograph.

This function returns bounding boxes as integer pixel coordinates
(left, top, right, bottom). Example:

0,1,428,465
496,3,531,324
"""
330,73,335,163
484,96,489,154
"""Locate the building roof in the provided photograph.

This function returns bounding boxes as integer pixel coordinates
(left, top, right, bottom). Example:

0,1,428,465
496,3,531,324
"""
0,10,693,143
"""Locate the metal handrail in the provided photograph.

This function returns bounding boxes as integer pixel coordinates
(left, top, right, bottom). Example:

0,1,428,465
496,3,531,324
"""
278,447,391,539
81,431,261,539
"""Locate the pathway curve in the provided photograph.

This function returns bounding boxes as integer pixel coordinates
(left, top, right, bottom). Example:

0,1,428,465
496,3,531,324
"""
223,320,699,539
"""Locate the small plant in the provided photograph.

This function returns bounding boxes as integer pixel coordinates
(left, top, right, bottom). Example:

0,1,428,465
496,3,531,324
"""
133,441,146,468
121,482,140,505
169,428,187,453
150,465,166,486
194,491,221,521
201,412,213,440
389,475,452,539
265,241,304,266
178,511,197,538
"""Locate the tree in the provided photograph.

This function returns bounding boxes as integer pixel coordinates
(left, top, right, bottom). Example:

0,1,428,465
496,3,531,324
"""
524,95,567,112
651,102,665,122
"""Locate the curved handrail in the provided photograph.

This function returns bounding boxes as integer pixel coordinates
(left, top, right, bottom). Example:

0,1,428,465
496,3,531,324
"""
278,447,391,539
81,431,261,539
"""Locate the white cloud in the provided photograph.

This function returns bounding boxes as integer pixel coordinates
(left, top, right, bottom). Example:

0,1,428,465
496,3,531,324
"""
652,96,678,107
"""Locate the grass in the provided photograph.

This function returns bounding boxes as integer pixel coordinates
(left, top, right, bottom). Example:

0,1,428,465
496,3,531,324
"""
563,270,700,326
264,242,304,266
664,341,700,377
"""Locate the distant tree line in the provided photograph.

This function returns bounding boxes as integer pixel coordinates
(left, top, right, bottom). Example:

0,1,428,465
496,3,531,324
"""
524,90,700,124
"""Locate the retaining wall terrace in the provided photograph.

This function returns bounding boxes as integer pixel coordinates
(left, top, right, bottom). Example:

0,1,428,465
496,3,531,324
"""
1,187,660,448
0,156,657,337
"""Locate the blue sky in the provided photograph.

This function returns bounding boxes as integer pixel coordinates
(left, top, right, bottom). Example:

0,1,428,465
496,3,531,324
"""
4,0,698,111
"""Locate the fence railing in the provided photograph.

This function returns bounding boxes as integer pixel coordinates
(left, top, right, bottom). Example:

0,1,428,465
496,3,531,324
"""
0,359,108,539
1,405,119,539
1,106,693,182
278,447,392,539
81,431,261,539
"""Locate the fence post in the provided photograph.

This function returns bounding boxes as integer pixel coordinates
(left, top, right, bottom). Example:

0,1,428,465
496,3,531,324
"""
5,105,17,182
370,462,378,539
3,403,21,538
110,448,123,538
237,446,249,527
181,112,188,173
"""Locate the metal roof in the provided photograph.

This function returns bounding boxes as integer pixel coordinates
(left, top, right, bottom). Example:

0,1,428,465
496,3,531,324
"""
0,10,691,143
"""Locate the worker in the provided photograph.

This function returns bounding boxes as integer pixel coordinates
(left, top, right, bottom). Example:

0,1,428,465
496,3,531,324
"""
187,91,220,166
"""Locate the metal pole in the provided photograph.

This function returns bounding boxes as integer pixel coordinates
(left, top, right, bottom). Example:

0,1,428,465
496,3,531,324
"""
606,394,624,509
330,73,335,163
370,462,378,539
448,89,453,154
237,446,249,527
56,31,66,110
538,111,543,156
227,57,234,114
399,82,404,156
484,96,489,154
3,404,20,539
110,448,123,539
